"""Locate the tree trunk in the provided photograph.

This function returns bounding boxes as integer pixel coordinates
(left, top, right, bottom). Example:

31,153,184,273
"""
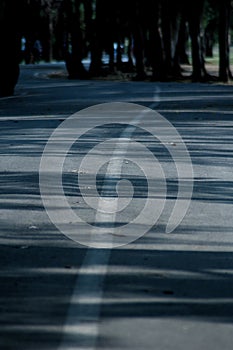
48,9,53,62
205,19,217,58
132,0,146,79
187,0,206,81
65,0,88,79
89,0,104,76
0,0,20,96
148,0,165,80
174,16,190,66
219,0,232,82
161,0,182,78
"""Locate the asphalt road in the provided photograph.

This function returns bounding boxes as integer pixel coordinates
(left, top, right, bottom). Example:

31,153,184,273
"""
1,63,233,350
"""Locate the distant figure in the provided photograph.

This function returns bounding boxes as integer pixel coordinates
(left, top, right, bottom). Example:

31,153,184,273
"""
21,36,26,63
32,39,42,63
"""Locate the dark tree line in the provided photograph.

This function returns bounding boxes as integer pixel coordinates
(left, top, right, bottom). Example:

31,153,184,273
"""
0,0,232,97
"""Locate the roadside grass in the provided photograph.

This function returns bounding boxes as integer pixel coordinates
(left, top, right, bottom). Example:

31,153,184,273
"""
204,45,233,66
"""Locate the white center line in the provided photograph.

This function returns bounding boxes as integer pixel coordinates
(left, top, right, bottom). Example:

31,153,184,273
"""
59,90,160,350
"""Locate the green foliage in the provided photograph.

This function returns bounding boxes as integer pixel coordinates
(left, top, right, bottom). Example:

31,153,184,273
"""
203,0,218,27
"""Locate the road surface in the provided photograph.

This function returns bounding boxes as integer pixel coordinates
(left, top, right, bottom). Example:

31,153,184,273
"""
1,63,233,350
